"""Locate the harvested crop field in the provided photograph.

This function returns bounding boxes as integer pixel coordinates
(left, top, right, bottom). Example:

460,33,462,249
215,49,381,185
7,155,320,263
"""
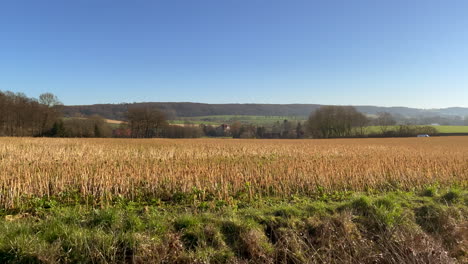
1,137,467,263
0,137,466,209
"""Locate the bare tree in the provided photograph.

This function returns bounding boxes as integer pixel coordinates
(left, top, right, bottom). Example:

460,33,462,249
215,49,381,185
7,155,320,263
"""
230,121,242,138
38,93,63,136
354,113,370,136
126,106,167,138
307,106,368,138
62,115,112,138
375,112,396,134
0,91,62,136
39,93,62,108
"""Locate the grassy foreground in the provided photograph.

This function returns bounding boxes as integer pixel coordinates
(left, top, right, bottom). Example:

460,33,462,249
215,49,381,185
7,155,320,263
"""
0,138,467,263
1,189,467,263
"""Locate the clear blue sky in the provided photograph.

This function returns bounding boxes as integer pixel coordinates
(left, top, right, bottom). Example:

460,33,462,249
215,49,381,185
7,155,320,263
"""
1,0,468,108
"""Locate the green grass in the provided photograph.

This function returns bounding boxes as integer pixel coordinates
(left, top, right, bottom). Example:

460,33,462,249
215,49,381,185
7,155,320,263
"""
169,115,307,126
366,125,468,134
0,188,467,263
433,125,468,133
65,113,468,134
169,115,468,134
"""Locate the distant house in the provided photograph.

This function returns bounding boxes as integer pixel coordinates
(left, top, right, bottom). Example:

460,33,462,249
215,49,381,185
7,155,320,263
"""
215,124,230,137
219,124,230,131
217,124,230,132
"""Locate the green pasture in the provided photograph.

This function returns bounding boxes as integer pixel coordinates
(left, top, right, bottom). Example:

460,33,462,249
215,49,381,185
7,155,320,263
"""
169,115,307,126
366,125,468,134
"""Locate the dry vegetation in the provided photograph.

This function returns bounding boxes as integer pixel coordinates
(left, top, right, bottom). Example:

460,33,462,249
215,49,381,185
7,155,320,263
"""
0,137,466,209
0,137,467,263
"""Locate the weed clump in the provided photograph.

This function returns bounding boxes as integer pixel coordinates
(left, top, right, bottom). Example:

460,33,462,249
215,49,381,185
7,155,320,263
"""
441,189,462,204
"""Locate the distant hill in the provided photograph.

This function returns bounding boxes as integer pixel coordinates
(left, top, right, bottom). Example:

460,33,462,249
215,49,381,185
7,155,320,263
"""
63,102,468,121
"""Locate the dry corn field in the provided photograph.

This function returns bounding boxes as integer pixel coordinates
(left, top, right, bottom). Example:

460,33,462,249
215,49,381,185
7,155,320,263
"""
0,137,467,209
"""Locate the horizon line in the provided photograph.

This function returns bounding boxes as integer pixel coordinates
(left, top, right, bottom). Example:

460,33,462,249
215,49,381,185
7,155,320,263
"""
65,101,467,110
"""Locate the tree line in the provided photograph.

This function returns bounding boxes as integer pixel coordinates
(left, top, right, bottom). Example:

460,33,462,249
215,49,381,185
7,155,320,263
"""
1,90,440,139
0,91,113,138
0,91,62,136
63,102,468,126
122,105,438,139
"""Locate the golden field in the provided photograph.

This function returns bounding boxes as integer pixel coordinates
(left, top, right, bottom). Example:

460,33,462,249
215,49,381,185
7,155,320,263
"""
0,137,467,209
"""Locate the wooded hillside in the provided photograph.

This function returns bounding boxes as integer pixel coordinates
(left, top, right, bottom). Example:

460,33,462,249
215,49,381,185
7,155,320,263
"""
63,102,468,121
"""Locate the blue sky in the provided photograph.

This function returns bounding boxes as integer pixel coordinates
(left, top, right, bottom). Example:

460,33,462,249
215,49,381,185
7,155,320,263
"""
1,0,468,108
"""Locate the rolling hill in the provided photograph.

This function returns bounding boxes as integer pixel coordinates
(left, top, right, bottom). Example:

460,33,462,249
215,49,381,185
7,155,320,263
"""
63,102,468,121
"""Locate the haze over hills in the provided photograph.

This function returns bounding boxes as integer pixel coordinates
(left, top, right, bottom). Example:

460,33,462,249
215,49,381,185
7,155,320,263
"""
63,102,468,121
